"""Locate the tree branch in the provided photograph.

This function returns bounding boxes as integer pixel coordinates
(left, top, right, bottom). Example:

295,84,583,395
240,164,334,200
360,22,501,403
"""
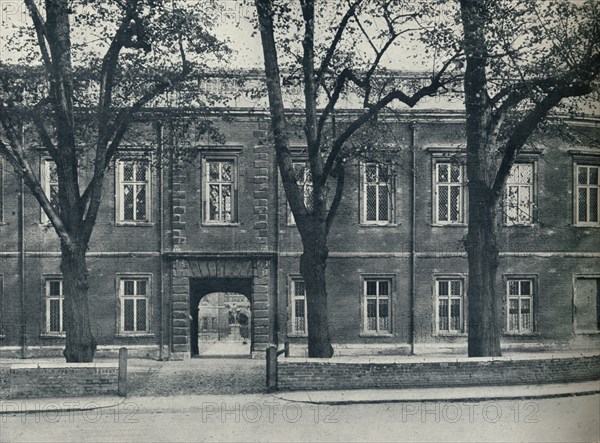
325,161,345,235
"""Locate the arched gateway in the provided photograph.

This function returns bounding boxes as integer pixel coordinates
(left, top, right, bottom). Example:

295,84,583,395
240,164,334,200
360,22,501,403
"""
170,257,273,359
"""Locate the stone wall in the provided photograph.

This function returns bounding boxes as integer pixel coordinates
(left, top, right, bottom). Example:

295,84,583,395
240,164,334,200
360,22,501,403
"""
277,354,600,391
9,363,119,398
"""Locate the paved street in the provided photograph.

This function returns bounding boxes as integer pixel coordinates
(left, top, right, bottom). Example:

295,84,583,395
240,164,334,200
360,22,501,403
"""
1,393,598,442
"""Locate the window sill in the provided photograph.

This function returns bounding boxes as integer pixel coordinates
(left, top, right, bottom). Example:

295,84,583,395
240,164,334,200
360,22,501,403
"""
359,333,394,338
503,332,540,337
115,222,154,227
435,332,467,337
115,333,155,338
574,330,600,335
40,334,66,339
503,224,535,228
201,222,241,227
359,223,399,228
431,223,467,228
573,224,600,228
287,334,308,338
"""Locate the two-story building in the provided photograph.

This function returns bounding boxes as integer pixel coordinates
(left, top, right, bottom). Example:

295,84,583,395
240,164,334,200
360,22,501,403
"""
0,105,598,360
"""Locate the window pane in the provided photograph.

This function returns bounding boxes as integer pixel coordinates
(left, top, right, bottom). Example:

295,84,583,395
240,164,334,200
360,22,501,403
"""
294,299,306,333
49,281,61,296
379,299,389,331
520,280,531,296
450,187,460,221
578,166,588,185
294,280,305,296
366,281,377,296
124,280,135,296
365,164,377,183
450,280,461,296
378,185,389,221
439,299,449,331
508,280,519,296
221,162,233,182
136,299,147,331
508,298,519,331
450,299,461,330
209,185,219,220
438,281,448,296
135,185,146,220
578,188,588,222
590,188,598,222
366,185,377,221
450,164,461,183
379,280,389,296
521,298,531,331
123,163,134,181
366,299,377,330
438,164,448,182
50,185,60,211
222,185,232,221
49,299,61,332
519,164,532,184
589,167,598,185
518,187,531,222
438,186,448,221
137,280,147,296
209,162,219,181
124,299,134,331
135,164,146,182
123,185,134,220
379,165,389,183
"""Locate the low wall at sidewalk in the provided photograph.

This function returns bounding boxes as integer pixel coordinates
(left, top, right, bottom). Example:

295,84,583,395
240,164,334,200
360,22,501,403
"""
9,363,119,398
277,354,600,391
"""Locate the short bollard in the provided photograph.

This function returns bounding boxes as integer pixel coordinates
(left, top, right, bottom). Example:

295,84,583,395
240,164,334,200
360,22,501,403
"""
266,346,278,392
118,347,128,397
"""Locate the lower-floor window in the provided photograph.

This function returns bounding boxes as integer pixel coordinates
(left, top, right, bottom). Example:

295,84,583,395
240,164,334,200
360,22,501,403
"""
363,278,391,334
574,277,600,332
290,279,307,335
45,278,64,335
436,278,464,334
506,279,534,333
119,277,149,333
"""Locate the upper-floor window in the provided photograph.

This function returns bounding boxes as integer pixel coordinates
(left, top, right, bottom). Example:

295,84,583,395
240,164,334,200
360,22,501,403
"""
504,163,534,226
119,276,150,334
362,278,392,335
41,158,59,223
45,278,64,335
434,162,465,224
116,159,151,224
435,278,465,334
203,158,237,224
289,278,307,335
506,278,534,334
288,162,313,225
575,164,599,226
361,163,394,224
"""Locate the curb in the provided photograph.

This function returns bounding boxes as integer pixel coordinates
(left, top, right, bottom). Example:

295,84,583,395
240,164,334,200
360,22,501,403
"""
0,397,126,415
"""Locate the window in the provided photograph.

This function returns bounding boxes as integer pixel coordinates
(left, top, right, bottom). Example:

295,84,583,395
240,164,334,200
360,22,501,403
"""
434,162,465,224
119,277,149,334
45,278,64,335
204,159,237,223
41,159,59,223
506,279,534,333
436,278,465,334
504,163,534,225
363,279,392,334
290,278,307,335
117,159,151,223
288,162,313,225
574,277,600,332
575,164,599,226
362,163,394,224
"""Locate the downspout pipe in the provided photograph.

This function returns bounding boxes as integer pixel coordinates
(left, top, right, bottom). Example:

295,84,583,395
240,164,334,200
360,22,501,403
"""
409,122,417,355
156,121,165,361
19,176,26,359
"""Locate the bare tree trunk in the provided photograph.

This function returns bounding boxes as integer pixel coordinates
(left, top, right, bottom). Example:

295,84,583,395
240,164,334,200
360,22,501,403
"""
300,223,333,358
465,182,501,357
60,240,96,362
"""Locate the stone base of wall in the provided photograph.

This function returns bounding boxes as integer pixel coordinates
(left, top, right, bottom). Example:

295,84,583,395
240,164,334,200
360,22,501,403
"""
0,345,160,360
9,363,119,398
278,353,600,391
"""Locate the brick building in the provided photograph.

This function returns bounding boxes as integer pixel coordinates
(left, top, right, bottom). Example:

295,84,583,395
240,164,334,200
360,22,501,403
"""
0,106,598,360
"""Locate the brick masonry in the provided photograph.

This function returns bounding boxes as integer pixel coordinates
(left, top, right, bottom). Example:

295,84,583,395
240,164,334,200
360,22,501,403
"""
277,354,600,391
9,363,118,398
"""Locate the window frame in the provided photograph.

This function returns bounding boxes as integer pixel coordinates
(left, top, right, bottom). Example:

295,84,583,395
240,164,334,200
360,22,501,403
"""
504,275,537,335
434,275,467,335
115,157,152,225
432,159,467,226
503,162,536,226
360,162,396,225
43,276,65,337
288,276,308,337
202,156,239,225
361,275,394,336
573,274,600,334
40,158,59,224
117,274,152,336
574,163,600,227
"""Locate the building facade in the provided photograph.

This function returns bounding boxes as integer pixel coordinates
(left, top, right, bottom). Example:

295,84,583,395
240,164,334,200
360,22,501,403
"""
0,109,598,359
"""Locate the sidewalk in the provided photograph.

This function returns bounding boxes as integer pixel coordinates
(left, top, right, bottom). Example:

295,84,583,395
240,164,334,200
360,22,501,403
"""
1,380,598,414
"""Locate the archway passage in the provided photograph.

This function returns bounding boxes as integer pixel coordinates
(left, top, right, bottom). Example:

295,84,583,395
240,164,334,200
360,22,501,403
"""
190,278,253,357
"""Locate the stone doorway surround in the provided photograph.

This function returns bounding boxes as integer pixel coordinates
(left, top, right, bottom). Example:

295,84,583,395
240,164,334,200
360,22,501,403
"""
169,255,273,360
